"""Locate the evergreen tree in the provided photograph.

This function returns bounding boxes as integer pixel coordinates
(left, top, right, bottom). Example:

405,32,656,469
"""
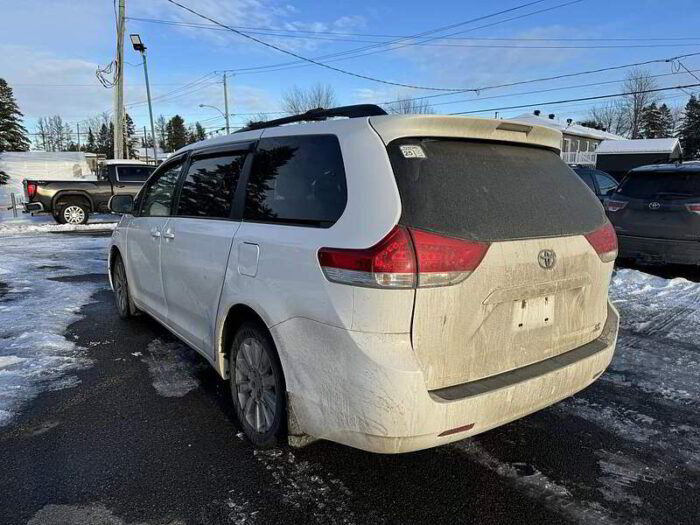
85,128,97,153
640,102,663,139
678,95,700,159
165,115,187,151
186,122,207,145
124,113,138,158
658,104,674,137
97,123,112,158
0,169,8,185
0,78,30,152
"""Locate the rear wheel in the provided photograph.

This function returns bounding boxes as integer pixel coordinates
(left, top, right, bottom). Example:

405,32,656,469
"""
112,254,136,319
229,322,286,448
57,201,89,225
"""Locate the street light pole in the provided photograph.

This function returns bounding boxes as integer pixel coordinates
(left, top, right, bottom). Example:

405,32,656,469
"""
223,72,230,135
130,34,157,163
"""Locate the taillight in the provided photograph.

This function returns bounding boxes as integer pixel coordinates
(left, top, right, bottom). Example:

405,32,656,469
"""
685,203,700,215
318,226,490,288
605,199,627,212
585,222,618,263
410,229,489,287
318,226,416,288
27,183,37,199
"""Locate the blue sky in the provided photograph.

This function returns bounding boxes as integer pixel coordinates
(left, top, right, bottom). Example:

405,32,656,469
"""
1,0,699,140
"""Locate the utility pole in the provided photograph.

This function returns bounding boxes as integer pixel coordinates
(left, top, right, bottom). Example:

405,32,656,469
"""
223,72,230,134
143,126,149,164
114,0,126,160
77,123,81,151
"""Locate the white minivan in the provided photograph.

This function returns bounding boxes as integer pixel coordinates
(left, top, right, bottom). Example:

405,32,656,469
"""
108,105,619,453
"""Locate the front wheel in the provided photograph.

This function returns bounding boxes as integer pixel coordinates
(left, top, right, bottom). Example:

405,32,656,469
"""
229,322,286,448
112,254,137,319
58,201,89,225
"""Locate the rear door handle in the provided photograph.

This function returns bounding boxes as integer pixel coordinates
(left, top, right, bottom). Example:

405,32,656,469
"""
163,230,175,240
150,228,161,238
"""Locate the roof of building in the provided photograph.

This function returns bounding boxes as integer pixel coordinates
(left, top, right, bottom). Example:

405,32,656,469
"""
507,113,626,141
103,159,149,166
596,138,682,155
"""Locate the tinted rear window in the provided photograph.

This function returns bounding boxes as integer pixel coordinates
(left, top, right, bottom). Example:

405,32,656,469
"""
116,165,154,182
617,171,700,199
243,135,347,227
387,139,606,242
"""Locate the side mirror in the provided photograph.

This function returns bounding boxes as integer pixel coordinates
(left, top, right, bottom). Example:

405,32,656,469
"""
109,194,134,214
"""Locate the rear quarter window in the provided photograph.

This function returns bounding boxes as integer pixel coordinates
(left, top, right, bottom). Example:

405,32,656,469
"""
243,135,347,227
387,138,606,242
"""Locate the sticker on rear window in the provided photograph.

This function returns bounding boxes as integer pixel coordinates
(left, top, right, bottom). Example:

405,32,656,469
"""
399,145,426,159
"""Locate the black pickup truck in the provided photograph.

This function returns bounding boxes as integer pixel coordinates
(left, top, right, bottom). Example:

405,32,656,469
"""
23,161,155,224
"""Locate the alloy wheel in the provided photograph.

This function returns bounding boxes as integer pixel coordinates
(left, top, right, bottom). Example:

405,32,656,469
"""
235,337,277,434
63,205,86,224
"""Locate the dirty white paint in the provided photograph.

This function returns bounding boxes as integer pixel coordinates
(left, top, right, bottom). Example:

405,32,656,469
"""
143,338,205,398
0,232,108,425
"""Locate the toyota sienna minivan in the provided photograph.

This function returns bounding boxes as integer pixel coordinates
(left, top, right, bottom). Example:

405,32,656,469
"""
108,105,619,453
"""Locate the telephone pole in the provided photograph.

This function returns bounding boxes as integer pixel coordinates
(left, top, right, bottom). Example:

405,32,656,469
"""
113,0,126,159
223,72,230,134
77,123,81,151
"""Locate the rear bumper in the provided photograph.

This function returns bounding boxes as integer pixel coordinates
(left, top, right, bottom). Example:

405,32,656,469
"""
273,302,619,454
618,234,700,265
23,202,44,213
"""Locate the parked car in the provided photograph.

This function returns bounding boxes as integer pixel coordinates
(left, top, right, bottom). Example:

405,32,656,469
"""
605,162,700,265
23,160,155,224
108,105,620,453
571,165,619,201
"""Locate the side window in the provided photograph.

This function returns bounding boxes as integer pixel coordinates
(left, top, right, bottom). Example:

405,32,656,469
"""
594,172,618,195
176,152,245,218
116,165,155,182
243,135,347,227
575,170,596,193
140,158,185,217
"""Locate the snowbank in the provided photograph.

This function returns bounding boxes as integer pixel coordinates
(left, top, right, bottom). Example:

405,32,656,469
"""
0,221,116,237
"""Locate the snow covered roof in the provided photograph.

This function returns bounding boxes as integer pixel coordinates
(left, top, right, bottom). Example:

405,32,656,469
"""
103,159,149,166
507,114,626,141
596,138,682,155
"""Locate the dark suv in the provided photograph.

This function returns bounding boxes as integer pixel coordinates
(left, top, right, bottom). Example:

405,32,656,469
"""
605,162,700,265
572,166,618,201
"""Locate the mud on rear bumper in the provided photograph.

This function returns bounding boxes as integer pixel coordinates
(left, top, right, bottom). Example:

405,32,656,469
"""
276,303,619,454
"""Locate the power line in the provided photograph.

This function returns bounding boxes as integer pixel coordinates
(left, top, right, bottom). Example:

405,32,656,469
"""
164,0,572,92
127,17,700,43
448,82,700,115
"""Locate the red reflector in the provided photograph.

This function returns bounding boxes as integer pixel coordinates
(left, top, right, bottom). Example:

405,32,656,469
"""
410,229,489,273
686,203,700,214
585,222,618,263
438,422,475,437
27,183,37,199
605,199,627,212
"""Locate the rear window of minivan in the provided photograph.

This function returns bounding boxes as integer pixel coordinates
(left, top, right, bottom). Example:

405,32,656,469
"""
616,171,700,199
387,138,606,242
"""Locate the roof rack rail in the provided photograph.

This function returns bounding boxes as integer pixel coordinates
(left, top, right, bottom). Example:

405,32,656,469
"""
236,104,387,133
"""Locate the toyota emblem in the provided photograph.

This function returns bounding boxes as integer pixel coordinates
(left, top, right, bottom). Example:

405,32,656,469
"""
649,202,661,210
538,249,557,270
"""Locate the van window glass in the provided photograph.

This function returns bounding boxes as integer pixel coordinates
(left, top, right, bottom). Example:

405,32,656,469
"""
617,171,700,199
140,159,185,217
244,135,347,227
176,152,245,218
116,165,155,182
387,138,606,242
574,169,596,192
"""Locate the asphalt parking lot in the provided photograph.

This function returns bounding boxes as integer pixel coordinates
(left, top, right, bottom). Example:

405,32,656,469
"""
1,231,699,525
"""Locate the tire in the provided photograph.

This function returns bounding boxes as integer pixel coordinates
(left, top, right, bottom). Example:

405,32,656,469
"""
112,254,137,319
57,201,89,225
229,322,286,448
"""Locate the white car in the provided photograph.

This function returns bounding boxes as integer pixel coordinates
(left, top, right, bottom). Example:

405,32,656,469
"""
108,105,619,454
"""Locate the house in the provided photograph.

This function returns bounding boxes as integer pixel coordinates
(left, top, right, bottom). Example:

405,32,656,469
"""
595,138,683,180
508,111,625,165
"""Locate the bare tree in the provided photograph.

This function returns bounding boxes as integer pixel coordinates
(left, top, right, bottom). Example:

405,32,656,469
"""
587,100,630,136
386,97,435,115
282,83,336,114
622,68,659,139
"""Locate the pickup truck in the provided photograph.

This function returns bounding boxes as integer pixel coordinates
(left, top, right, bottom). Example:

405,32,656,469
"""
23,160,155,224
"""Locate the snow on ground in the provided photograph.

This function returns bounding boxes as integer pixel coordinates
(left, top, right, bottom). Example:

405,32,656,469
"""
0,211,117,237
143,338,205,397
0,232,110,425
